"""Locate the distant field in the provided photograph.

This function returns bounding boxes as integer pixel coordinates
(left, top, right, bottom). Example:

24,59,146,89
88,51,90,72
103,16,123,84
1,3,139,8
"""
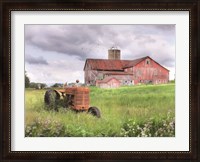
25,84,175,137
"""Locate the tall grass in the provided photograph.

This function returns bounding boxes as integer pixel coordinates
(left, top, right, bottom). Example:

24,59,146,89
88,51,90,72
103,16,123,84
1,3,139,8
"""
25,84,175,137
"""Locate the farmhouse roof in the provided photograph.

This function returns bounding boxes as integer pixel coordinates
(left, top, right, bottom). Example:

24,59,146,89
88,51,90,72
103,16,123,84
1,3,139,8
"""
84,56,169,71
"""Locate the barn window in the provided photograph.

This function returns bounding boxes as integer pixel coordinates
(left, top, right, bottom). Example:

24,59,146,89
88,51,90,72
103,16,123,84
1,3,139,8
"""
146,59,150,65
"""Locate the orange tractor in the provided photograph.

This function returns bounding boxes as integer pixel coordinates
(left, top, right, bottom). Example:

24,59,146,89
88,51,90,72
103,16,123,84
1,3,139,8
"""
44,82,101,118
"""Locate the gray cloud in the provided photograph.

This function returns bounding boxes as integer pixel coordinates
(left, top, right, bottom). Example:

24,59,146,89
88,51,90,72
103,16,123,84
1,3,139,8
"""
25,55,48,65
25,25,103,60
25,24,175,66
159,57,175,67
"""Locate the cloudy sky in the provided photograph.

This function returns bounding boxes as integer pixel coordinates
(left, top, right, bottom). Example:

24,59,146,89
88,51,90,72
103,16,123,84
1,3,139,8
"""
25,24,175,85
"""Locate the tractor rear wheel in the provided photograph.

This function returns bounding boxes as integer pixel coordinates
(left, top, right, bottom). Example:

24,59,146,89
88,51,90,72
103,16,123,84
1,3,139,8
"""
88,107,101,118
44,89,60,111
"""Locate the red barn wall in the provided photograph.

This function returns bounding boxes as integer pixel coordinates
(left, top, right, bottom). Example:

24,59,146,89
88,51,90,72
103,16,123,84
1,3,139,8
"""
130,58,169,84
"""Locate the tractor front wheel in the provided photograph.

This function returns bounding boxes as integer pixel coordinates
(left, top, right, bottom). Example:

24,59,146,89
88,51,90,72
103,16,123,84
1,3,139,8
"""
88,107,101,118
44,89,60,111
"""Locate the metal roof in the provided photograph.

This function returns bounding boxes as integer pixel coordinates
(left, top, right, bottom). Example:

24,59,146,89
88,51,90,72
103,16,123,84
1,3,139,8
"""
84,59,130,71
84,56,147,71
84,56,169,71
122,57,148,68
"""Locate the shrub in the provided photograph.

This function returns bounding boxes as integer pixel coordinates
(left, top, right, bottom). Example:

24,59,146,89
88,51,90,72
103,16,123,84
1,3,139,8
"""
25,118,65,137
120,111,175,137
25,117,95,137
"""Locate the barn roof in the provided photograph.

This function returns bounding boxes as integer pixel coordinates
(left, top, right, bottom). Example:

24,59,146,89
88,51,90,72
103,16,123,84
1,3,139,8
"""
84,56,169,71
84,59,132,71
122,56,148,68
123,56,170,71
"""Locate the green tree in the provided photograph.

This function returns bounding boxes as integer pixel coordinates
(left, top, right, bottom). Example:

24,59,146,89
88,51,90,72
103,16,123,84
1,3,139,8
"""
25,71,30,88
41,83,47,89
29,82,37,88
29,82,47,89
51,83,63,88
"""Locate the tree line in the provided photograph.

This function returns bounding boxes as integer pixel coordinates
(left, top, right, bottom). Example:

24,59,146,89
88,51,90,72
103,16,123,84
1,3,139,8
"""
25,71,63,89
25,71,47,89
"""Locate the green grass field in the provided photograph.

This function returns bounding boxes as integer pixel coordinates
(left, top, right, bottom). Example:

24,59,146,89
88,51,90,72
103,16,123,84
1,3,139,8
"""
25,84,175,137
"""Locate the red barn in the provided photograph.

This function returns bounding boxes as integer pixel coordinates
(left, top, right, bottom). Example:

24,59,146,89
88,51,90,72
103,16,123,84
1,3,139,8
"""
84,48,169,87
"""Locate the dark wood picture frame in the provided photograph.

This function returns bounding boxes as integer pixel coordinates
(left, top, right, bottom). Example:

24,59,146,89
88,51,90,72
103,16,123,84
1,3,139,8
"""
1,0,200,161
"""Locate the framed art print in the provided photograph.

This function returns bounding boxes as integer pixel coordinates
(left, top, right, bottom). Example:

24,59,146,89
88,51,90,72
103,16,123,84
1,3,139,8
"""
1,0,200,161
